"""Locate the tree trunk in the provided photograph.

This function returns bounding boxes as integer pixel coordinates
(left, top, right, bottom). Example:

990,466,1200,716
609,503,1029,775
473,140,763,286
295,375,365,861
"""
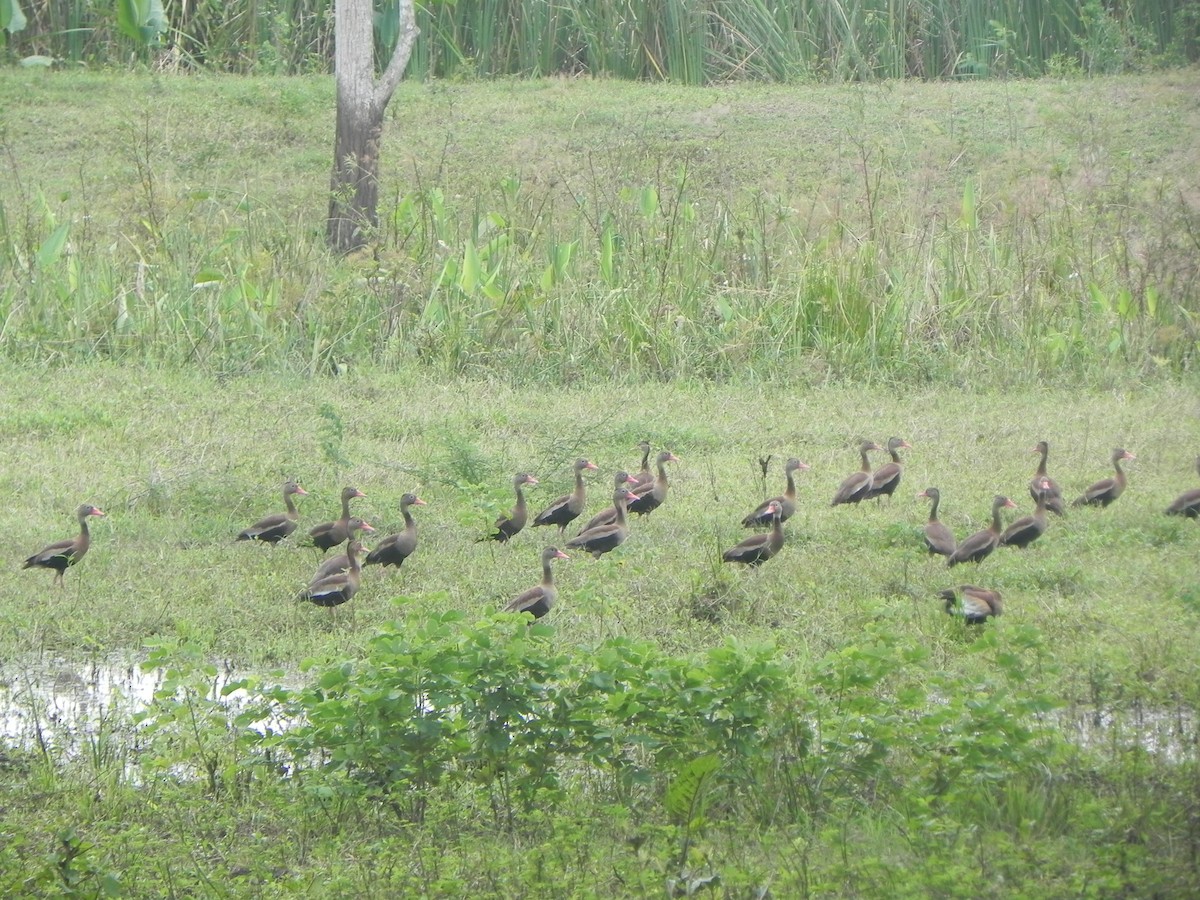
326,0,418,255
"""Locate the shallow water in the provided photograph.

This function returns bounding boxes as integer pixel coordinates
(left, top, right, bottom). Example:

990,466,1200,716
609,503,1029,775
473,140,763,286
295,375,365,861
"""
1,654,1196,767
0,653,292,765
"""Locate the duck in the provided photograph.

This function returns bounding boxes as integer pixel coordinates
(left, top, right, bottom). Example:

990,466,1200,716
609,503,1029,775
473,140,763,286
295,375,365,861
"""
504,546,570,618
742,457,810,527
863,437,911,502
532,458,599,536
577,471,640,534
631,441,654,489
1165,456,1200,519
947,495,1017,567
300,539,364,608
479,473,539,543
1000,478,1051,549
237,480,308,544
917,487,956,557
566,487,634,559
723,500,784,566
939,585,1003,624
831,441,884,506
627,450,679,516
310,518,377,581
308,486,367,553
364,493,426,569
1073,448,1136,507
23,504,106,587
1029,441,1066,515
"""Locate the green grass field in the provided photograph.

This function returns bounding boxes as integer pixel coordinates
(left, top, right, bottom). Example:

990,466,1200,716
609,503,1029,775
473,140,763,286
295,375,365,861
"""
0,71,1199,896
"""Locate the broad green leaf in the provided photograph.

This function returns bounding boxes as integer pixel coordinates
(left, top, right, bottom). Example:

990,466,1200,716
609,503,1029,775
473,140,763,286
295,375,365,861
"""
36,222,69,268
115,0,165,45
665,753,720,823
459,240,480,294
639,186,658,219
2,0,27,33
193,267,224,286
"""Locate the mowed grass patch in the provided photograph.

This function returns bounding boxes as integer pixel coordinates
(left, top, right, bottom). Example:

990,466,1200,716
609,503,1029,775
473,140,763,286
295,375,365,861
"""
0,361,1197,709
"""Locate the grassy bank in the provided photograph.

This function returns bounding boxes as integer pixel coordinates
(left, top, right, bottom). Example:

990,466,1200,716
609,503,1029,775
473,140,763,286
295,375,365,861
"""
0,363,1198,894
1,69,1199,895
1,71,1198,382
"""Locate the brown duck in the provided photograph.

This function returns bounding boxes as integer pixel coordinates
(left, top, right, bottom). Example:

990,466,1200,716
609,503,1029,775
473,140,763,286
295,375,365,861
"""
1029,441,1066,515
1000,478,1051,549
917,488,956,557
627,450,679,516
237,480,309,544
566,487,634,559
939,585,1003,624
631,441,654,490
309,486,367,553
23,504,105,587
831,441,884,506
479,473,539,543
947,495,1017,567
504,546,570,619
1165,456,1200,519
723,500,784,566
301,539,364,608
311,518,377,581
1073,448,1135,507
742,457,810,527
864,437,912,502
533,458,599,536
364,493,426,569
577,471,640,534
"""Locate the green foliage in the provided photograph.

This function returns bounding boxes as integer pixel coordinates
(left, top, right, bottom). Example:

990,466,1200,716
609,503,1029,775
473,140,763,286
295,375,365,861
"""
1,74,1195,381
2,0,1193,77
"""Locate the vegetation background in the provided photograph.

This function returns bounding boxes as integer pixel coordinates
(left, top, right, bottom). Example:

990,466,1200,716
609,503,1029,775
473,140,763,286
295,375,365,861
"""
1,1,1199,896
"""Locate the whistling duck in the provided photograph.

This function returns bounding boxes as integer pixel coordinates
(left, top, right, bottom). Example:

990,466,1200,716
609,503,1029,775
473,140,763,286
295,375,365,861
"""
627,450,679,516
1073,448,1136,507
301,539,364,607
1000,478,1051,549
533,458,599,535
917,488,957,557
1165,456,1200,519
939,585,1003,624
364,493,426,569
479,473,539,543
577,471,640,534
831,441,884,506
566,487,634,559
237,480,309,544
864,437,912,502
947,495,1017,567
742,457,810,527
723,500,785,566
1030,441,1066,515
504,546,570,618
23,504,105,587
632,441,654,489
309,486,366,552
311,518,377,580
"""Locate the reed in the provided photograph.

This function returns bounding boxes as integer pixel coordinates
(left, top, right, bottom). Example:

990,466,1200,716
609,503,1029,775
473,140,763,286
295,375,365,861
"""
4,0,1192,79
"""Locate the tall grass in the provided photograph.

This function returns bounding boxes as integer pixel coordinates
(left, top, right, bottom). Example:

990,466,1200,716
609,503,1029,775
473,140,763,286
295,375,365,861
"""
5,0,1195,80
1,147,1195,381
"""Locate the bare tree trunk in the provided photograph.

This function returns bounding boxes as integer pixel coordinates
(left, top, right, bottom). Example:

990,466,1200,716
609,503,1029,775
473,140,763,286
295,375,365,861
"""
326,0,418,255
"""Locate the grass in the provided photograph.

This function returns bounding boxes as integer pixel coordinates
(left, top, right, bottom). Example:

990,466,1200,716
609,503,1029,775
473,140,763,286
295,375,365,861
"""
0,363,1198,894
1,71,1198,381
0,70,1198,894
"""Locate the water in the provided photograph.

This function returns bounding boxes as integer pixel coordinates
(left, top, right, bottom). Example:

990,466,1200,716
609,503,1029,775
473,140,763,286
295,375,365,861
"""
1,654,1196,767
0,653,294,766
